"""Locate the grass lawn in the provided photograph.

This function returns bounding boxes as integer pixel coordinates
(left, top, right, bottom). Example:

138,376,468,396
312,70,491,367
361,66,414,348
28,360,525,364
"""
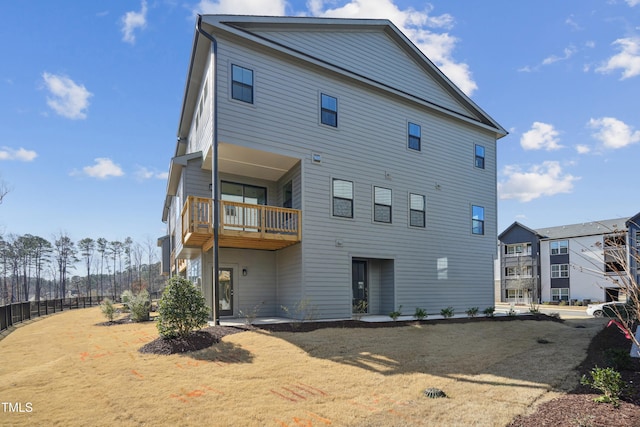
0,308,604,426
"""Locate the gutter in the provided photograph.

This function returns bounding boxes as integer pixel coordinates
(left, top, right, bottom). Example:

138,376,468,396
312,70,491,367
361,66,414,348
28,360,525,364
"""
196,15,220,326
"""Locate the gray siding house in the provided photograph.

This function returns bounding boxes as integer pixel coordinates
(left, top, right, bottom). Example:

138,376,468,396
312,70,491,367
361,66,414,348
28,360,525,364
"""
159,15,507,320
499,215,640,304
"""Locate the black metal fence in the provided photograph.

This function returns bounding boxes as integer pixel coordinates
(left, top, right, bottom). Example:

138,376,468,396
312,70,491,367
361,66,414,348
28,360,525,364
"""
0,293,161,334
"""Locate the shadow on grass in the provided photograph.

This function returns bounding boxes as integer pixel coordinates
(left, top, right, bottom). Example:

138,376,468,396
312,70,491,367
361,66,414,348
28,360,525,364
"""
188,340,254,364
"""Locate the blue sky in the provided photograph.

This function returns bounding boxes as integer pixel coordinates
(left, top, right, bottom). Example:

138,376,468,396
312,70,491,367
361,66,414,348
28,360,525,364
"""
1,0,639,248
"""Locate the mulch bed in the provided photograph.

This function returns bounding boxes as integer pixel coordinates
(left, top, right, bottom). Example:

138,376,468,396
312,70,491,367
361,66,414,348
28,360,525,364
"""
132,314,639,425
507,322,640,427
138,325,250,355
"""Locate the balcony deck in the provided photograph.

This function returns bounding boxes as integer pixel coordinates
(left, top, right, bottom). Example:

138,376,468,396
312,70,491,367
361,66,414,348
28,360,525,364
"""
181,196,301,251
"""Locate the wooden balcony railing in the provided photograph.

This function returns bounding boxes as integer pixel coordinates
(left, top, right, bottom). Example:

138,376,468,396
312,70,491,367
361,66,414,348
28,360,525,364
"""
181,196,301,250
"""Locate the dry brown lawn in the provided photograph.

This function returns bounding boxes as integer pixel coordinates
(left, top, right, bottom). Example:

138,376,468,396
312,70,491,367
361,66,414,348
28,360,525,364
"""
0,308,603,427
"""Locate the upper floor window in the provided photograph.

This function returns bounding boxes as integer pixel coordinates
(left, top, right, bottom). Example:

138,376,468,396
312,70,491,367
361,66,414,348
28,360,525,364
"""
321,94,337,127
475,144,485,169
332,179,353,218
472,205,484,235
408,123,421,151
373,187,392,223
409,193,425,228
505,243,531,256
550,240,568,255
231,64,253,103
551,264,569,278
636,231,640,248
283,181,293,209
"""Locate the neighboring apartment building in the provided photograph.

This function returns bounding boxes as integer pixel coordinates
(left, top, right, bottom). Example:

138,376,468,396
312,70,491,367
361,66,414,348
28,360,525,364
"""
159,15,506,321
498,214,640,304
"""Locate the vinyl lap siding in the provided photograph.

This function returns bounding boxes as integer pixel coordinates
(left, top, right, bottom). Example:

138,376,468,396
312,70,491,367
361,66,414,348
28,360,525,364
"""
211,29,498,319
249,29,475,119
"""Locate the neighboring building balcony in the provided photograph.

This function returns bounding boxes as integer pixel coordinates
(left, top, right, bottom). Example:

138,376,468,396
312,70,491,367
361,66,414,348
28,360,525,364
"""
181,196,302,251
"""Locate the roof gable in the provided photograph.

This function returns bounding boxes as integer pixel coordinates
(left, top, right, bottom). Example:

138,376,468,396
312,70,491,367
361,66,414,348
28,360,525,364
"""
200,15,506,138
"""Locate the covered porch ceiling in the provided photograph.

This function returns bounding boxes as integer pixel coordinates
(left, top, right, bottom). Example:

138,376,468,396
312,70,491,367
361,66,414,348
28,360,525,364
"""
203,142,300,181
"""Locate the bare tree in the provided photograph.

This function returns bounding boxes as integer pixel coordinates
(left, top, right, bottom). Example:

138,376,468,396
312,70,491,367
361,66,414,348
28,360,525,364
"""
96,238,108,297
53,232,77,298
31,236,52,301
109,241,123,298
0,176,10,205
78,238,95,301
573,222,640,355
123,237,133,291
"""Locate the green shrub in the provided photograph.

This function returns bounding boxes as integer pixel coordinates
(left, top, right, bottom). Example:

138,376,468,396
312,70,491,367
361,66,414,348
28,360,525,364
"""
465,307,479,318
156,276,209,339
120,290,134,310
389,305,403,321
440,306,454,318
580,366,626,406
414,307,428,320
483,306,495,317
100,298,115,322
129,290,151,322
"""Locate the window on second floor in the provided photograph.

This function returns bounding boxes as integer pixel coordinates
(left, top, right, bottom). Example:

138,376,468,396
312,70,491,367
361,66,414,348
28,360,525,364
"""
505,243,532,256
321,94,337,127
408,123,421,151
475,144,485,169
409,193,425,228
231,64,253,103
283,181,293,209
472,205,484,235
551,264,569,278
373,186,392,223
332,179,353,218
505,265,533,277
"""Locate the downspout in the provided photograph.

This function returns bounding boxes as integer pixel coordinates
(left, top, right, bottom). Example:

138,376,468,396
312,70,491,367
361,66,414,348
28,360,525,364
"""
196,15,220,325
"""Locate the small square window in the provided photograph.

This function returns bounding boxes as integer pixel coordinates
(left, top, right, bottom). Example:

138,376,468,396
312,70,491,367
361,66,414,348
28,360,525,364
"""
472,205,484,235
231,64,253,103
475,144,485,169
321,94,337,127
408,123,421,151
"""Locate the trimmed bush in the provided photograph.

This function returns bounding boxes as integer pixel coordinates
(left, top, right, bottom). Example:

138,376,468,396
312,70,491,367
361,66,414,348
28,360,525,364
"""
129,290,151,322
157,276,209,339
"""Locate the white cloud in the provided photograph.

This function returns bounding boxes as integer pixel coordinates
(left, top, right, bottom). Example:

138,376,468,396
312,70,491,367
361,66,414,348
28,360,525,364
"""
520,122,562,151
81,158,124,179
309,0,476,95
0,147,37,162
498,161,578,202
596,38,640,79
135,166,168,180
542,46,576,65
194,0,476,95
575,144,591,154
626,0,640,6
588,117,640,149
121,0,148,44
42,73,92,120
194,0,286,15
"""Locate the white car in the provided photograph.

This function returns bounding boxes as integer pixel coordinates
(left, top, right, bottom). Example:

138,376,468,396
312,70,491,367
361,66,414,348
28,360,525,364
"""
586,301,629,318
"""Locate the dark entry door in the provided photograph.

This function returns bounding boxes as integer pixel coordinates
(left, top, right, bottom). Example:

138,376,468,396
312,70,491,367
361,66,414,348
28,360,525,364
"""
218,268,233,316
352,260,368,313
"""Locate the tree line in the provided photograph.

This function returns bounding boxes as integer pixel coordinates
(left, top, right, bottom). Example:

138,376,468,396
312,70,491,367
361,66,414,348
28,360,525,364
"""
0,232,166,305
